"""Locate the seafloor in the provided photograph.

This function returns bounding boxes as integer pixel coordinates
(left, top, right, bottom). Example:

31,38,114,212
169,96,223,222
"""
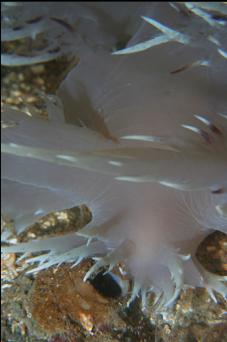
1,54,227,342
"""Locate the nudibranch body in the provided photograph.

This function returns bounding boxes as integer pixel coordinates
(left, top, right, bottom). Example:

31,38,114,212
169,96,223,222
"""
1,2,227,311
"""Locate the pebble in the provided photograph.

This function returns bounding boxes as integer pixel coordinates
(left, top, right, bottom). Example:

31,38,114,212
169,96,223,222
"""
35,78,45,86
30,65,45,75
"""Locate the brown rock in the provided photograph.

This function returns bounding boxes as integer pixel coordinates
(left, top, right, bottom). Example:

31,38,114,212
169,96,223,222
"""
30,262,126,337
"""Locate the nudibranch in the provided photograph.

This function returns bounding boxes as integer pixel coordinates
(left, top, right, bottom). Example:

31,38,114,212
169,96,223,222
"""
1,2,227,312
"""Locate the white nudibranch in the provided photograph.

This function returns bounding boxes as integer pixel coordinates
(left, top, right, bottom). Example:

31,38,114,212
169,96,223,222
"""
1,2,227,313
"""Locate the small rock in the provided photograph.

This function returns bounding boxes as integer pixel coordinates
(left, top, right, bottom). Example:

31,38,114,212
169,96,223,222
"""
30,262,126,337
31,65,45,75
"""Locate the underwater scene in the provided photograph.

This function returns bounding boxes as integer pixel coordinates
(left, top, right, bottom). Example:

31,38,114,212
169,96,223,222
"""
1,2,227,341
